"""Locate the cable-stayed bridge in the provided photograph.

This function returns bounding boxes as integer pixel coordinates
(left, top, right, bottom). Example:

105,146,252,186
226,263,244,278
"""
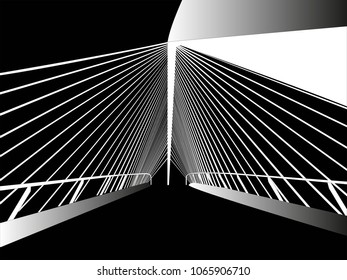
1,40,346,247
0,0,346,253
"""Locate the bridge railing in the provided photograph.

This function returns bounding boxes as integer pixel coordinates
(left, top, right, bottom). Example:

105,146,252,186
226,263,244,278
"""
186,172,347,216
0,173,151,222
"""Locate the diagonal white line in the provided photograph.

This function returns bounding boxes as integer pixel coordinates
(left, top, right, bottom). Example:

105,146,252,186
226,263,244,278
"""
0,43,166,75
1,48,165,157
177,67,231,188
0,189,16,205
177,55,259,190
176,66,224,186
1,47,164,116
178,47,311,207
32,53,166,208
180,47,344,211
183,47,347,172
182,47,347,147
177,50,274,194
181,46,347,111
1,49,165,183
101,58,167,177
0,45,163,95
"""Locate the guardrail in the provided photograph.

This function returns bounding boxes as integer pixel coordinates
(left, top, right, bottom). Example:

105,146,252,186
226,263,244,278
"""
0,175,151,247
0,173,152,222
185,172,347,186
185,172,347,216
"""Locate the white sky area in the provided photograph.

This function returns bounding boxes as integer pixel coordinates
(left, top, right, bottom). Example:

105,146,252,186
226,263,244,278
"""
180,27,347,105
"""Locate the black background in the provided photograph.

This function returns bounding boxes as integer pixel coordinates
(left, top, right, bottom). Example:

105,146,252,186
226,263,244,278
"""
1,0,347,260
0,0,180,72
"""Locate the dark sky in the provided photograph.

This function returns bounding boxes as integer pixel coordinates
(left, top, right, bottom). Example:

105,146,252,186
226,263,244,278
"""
0,0,181,71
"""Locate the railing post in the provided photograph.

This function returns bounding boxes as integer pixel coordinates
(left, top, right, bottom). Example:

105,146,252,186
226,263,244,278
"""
70,180,84,204
9,187,31,221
